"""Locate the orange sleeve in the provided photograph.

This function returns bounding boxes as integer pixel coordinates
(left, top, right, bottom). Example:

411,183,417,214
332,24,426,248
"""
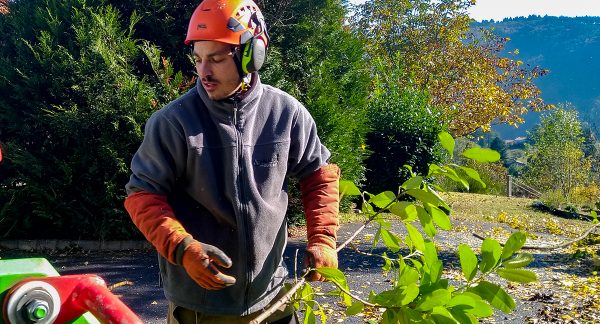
124,192,191,264
299,164,340,247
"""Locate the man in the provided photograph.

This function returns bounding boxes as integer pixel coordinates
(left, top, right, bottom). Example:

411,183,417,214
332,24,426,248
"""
123,0,340,323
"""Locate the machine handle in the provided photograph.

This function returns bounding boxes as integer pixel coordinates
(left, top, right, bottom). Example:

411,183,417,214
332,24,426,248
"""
3,275,143,324
70,276,143,324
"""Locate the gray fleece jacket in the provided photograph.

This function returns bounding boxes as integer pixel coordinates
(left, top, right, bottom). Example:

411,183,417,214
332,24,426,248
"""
125,74,330,315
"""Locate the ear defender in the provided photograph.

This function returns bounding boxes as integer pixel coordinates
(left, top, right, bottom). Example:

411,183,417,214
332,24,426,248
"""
241,37,266,74
239,11,269,75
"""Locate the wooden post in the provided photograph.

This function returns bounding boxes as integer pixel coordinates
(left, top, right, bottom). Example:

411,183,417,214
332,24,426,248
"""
507,175,512,197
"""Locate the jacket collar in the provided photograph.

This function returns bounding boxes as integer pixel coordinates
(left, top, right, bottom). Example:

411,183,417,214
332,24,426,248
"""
196,73,262,118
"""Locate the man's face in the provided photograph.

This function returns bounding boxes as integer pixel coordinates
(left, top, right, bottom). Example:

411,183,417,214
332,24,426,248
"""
193,41,242,101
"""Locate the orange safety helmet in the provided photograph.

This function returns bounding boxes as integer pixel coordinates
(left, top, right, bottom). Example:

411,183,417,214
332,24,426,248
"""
185,0,269,74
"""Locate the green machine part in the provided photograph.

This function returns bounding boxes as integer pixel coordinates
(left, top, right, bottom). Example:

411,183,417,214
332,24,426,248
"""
0,258,100,324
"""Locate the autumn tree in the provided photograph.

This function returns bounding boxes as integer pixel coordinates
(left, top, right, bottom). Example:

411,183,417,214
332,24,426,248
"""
522,106,592,198
350,0,552,136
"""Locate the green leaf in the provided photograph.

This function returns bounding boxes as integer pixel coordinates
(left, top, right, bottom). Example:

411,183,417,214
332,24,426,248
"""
361,199,375,215
502,253,534,269
479,238,502,273
373,219,391,249
402,175,423,190
458,244,478,281
447,294,476,308
406,188,444,206
591,210,598,224
497,268,538,283
298,281,313,300
428,260,443,284
345,302,364,316
462,147,501,163
442,165,469,189
397,261,420,287
400,283,420,306
415,289,452,311
438,131,455,157
380,228,401,253
369,191,396,209
397,307,424,323
406,223,425,252
431,306,458,324
428,204,452,230
382,252,392,272
459,166,486,188
425,185,451,211
370,284,419,307
449,308,478,324
469,281,516,313
339,180,361,197
458,291,494,318
428,163,443,177
315,267,346,286
380,309,397,324
460,292,494,318
423,240,440,266
315,267,352,306
303,304,316,324
501,232,527,260
416,206,436,238
389,202,418,221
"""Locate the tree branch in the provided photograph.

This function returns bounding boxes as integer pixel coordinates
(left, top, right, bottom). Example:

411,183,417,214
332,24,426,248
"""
472,222,600,250
251,191,404,323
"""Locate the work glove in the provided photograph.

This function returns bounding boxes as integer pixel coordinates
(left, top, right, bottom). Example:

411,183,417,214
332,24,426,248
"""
181,239,236,290
299,164,341,282
304,235,338,281
124,191,235,289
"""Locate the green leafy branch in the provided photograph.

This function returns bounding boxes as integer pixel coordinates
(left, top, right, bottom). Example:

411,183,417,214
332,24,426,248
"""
254,132,537,324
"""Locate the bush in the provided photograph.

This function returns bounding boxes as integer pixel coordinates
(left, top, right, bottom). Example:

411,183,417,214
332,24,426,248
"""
570,184,600,206
540,189,566,210
0,0,160,239
364,57,444,195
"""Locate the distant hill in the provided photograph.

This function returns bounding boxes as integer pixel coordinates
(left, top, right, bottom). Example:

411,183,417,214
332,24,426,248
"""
472,16,600,139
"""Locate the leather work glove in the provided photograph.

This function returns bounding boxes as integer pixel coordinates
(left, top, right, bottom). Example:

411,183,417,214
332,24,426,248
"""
304,235,338,281
299,164,341,282
124,192,235,289
181,239,236,290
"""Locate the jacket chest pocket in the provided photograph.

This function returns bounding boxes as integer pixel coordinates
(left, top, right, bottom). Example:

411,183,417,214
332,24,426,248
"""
248,142,289,198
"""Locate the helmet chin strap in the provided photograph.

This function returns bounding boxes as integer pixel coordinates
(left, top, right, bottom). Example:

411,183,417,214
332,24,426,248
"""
222,73,252,102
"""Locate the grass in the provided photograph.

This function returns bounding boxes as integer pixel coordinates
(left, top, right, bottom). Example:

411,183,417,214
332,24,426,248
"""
337,192,594,239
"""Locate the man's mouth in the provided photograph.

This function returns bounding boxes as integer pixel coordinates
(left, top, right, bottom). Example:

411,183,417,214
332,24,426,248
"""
202,81,218,92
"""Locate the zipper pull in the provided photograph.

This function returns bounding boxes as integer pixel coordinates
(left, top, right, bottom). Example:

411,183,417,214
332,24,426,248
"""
233,102,238,126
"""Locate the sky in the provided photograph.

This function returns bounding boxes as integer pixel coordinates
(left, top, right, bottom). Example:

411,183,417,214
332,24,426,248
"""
349,0,600,21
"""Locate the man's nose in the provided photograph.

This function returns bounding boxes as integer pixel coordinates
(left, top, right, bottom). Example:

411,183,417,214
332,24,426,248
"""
197,61,211,78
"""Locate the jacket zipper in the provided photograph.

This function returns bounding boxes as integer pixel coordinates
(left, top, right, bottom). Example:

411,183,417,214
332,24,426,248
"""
233,101,252,314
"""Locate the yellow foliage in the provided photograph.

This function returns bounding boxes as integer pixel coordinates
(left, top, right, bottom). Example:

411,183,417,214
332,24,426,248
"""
571,184,600,205
497,211,528,230
544,218,563,235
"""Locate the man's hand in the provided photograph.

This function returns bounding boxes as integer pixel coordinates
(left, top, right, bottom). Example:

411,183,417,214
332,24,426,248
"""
304,234,338,281
182,240,236,290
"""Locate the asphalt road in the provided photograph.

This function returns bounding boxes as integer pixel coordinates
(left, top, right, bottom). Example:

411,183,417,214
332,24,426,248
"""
4,220,550,323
